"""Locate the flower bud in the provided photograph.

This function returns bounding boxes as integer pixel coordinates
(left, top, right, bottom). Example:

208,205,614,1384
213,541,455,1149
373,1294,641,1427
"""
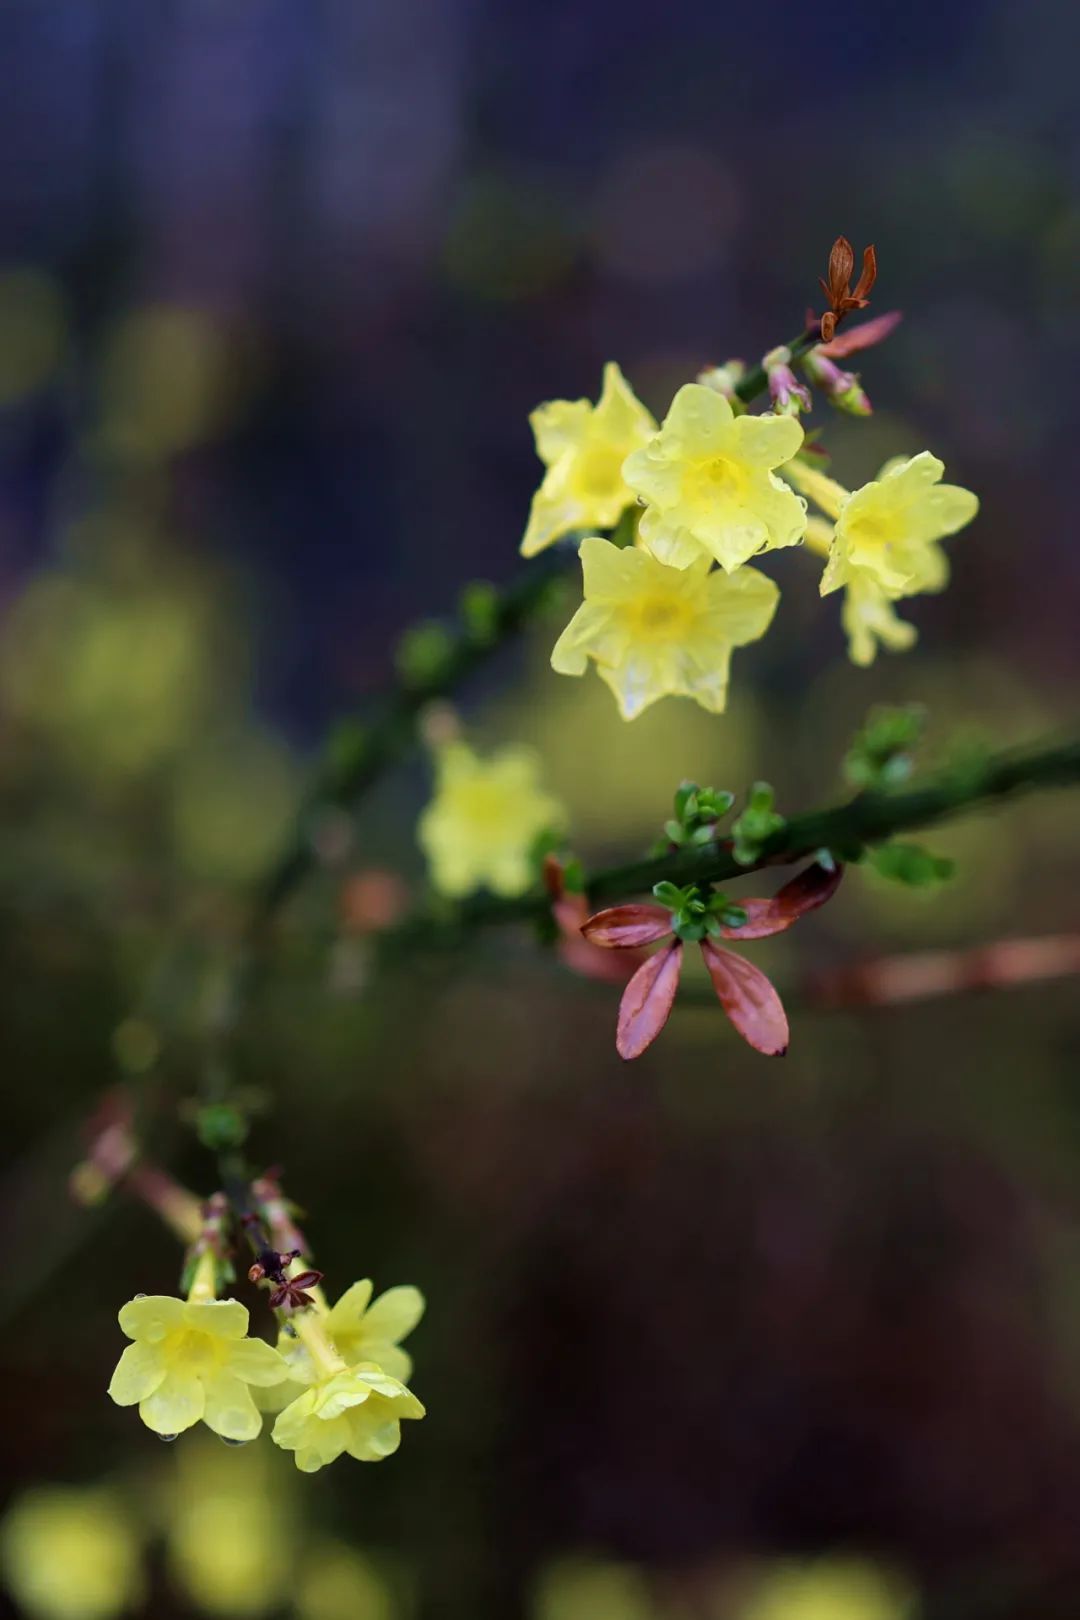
696,360,745,400
762,346,811,416
802,348,872,415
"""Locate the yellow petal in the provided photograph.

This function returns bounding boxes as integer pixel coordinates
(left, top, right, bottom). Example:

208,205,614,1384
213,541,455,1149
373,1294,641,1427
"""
637,508,710,569
271,1389,317,1450
357,1342,413,1383
183,1298,249,1340
521,469,584,557
592,361,656,444
226,1336,290,1386
139,1370,205,1435
107,1340,166,1406
529,397,591,467
345,1415,402,1462
661,382,734,458
316,1373,374,1421
202,1373,263,1442
730,410,804,469
359,1285,425,1346
699,564,780,646
326,1279,374,1336
118,1295,185,1344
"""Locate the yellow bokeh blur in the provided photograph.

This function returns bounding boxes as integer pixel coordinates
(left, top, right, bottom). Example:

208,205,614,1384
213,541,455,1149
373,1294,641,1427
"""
0,1486,144,1620
294,1542,402,1620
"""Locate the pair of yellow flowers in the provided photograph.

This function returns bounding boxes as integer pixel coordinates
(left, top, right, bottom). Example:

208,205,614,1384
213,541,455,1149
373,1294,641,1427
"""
107,1258,424,1473
522,363,979,719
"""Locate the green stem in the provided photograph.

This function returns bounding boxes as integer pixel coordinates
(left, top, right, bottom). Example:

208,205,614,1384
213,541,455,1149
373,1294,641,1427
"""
378,733,1080,951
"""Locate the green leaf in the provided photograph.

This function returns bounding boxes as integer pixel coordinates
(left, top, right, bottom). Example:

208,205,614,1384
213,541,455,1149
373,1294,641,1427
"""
730,781,786,866
868,841,955,886
459,580,500,644
395,622,455,687
844,703,926,789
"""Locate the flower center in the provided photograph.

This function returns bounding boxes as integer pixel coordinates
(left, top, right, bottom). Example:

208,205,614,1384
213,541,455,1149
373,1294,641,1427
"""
688,455,746,506
170,1330,222,1372
626,591,691,640
575,444,625,499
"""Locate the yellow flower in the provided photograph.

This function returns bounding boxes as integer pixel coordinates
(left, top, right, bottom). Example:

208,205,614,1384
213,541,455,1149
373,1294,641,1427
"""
272,1364,425,1474
0,1487,144,1620
107,1293,289,1441
804,515,916,667
257,1279,425,1414
551,537,778,720
418,740,565,898
622,383,806,572
521,362,656,557
789,451,978,597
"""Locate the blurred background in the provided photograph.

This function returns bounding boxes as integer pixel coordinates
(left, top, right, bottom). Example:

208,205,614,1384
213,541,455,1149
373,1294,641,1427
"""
1,1,1079,1617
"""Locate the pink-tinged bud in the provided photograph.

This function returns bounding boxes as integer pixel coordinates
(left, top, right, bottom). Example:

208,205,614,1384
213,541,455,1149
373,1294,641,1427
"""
803,349,872,416
696,360,745,400
762,346,811,416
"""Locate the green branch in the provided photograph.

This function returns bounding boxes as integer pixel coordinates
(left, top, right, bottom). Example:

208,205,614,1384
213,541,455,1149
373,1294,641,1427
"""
379,732,1080,952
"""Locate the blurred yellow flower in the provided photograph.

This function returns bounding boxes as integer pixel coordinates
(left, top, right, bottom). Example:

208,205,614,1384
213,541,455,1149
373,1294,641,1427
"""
531,1556,656,1620
741,1557,915,1620
623,383,806,572
521,362,656,557
551,537,778,719
272,1363,425,1473
804,516,916,667
295,1542,401,1620
167,1438,290,1618
1,1487,144,1620
788,451,977,597
418,740,565,897
108,1275,288,1441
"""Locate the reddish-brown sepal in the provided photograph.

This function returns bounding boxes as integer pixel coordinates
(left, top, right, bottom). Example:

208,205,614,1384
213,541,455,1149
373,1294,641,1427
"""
700,941,789,1056
616,940,684,1060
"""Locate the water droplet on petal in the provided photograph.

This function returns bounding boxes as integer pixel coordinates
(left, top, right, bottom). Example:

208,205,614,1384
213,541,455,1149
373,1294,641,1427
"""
157,1433,179,1443
134,1293,147,1300
220,1436,248,1448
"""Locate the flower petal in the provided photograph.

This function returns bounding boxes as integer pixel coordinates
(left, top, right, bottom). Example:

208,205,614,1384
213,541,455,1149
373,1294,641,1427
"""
699,942,789,1055
139,1370,205,1436
346,1417,402,1462
107,1341,166,1407
581,904,673,949
729,411,804,470
271,1389,317,1450
530,398,591,466
359,1286,425,1347
326,1279,374,1335
227,1336,290,1387
183,1299,249,1340
202,1374,264,1442
117,1295,185,1344
616,940,683,1060
359,1343,413,1383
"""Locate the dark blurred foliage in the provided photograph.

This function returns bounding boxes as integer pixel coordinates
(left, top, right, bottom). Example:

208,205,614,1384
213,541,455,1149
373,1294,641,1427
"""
1,3,1080,1618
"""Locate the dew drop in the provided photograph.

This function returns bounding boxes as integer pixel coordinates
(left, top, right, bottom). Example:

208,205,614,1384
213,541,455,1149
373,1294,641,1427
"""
220,1436,248,1448
134,1293,147,1300
157,1433,179,1443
